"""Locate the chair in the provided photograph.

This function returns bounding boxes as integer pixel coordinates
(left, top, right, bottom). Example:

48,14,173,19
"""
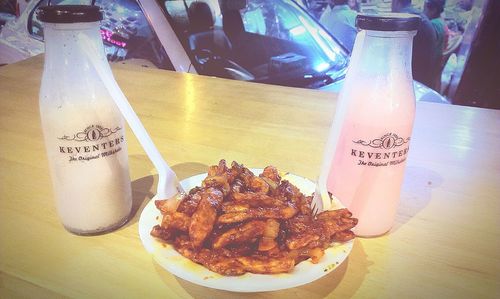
187,1,215,33
222,9,245,43
187,2,232,59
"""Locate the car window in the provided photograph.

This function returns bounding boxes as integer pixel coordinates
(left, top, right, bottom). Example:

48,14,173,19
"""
240,1,348,73
29,0,173,69
161,0,348,88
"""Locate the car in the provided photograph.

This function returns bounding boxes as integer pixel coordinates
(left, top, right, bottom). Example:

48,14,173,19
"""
0,0,448,104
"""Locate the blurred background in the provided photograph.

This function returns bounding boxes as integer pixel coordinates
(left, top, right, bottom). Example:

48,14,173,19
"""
1,0,498,109
299,0,499,109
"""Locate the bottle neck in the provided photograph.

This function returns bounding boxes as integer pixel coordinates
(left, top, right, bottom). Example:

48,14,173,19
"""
43,22,106,72
350,30,415,82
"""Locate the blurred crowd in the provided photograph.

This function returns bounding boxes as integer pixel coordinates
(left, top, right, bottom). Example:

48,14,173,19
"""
311,0,476,92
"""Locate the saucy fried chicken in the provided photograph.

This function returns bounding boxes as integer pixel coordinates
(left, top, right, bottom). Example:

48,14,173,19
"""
150,160,357,276
189,187,223,248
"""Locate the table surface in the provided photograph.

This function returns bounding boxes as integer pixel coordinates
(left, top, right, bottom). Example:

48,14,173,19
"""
1,56,499,299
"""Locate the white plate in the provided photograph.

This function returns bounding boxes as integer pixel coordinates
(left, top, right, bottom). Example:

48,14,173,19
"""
138,170,354,292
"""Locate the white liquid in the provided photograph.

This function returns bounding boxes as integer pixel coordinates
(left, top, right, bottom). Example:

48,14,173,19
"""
40,99,132,235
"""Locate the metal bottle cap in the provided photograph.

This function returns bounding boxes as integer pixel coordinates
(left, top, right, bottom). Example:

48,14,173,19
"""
356,13,421,31
37,5,103,23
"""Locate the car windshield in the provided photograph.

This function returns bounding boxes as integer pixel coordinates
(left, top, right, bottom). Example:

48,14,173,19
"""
161,0,349,88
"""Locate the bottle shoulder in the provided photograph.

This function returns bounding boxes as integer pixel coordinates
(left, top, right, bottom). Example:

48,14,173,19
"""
40,64,113,107
337,80,416,122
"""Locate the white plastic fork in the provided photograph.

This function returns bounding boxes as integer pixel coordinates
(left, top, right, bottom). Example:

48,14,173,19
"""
311,94,349,215
80,34,185,210
312,31,369,215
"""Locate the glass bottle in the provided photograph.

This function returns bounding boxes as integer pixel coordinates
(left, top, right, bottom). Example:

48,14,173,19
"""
326,14,421,237
38,5,132,235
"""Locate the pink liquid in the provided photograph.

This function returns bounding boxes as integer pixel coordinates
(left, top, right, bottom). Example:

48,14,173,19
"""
328,121,413,236
324,29,417,237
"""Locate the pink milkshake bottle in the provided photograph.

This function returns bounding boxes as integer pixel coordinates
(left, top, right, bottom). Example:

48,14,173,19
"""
325,14,421,237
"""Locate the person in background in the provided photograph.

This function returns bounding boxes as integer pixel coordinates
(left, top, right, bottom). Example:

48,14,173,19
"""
348,0,360,12
319,0,358,51
425,0,448,51
392,0,439,90
424,0,449,90
446,0,475,32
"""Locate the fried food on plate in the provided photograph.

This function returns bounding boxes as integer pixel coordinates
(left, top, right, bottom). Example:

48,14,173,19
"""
150,160,357,276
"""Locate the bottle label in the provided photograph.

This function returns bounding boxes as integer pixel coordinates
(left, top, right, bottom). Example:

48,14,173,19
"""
57,125,125,163
350,132,410,167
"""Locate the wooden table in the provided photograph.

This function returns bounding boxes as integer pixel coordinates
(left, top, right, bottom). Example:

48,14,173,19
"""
1,56,499,299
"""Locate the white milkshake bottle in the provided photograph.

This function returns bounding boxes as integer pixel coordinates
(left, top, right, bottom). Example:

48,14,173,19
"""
325,14,421,237
38,5,132,235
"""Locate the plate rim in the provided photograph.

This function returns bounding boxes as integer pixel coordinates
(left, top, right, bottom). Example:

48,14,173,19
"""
138,169,354,292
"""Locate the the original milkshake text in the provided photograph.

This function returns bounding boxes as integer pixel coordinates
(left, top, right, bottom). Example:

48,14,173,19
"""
351,133,410,167
57,125,124,163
